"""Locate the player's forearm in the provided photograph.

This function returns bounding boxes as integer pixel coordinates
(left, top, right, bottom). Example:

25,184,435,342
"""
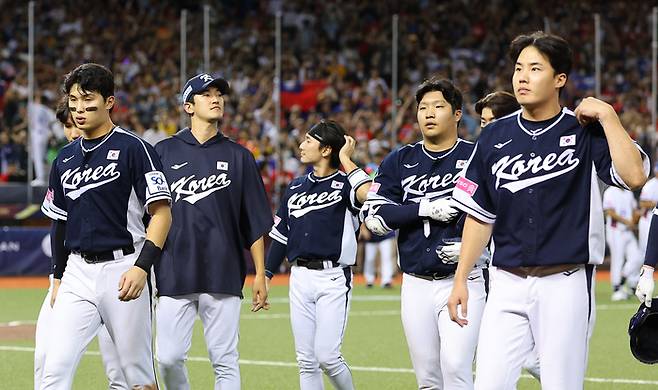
606,210,631,226
250,236,266,276
51,220,69,279
265,240,287,279
640,200,656,210
373,203,421,229
145,201,172,248
600,113,647,190
644,214,658,267
454,215,492,283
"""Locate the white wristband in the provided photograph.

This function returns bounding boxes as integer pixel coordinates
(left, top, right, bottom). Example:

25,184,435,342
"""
347,168,370,189
418,198,431,217
642,265,655,276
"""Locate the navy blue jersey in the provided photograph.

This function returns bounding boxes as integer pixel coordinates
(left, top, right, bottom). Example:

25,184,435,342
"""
41,126,171,252
154,129,273,298
269,170,364,266
365,139,475,276
453,108,649,268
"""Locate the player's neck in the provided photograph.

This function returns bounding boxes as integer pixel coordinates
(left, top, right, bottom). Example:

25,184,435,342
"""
423,132,457,152
190,120,219,144
313,162,336,178
521,100,562,121
82,119,114,140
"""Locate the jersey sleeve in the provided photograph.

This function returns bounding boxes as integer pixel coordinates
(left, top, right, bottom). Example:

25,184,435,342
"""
269,186,291,245
131,139,172,212
41,163,68,221
590,123,650,189
240,152,274,247
346,170,370,215
452,142,497,224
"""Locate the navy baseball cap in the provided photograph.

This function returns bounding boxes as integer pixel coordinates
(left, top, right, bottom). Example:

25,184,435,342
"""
181,73,230,103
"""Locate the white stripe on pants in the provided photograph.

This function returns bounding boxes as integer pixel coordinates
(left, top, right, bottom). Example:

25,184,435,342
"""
156,293,241,390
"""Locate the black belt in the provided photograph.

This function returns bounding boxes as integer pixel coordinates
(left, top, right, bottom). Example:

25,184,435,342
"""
295,258,341,270
408,272,454,281
74,246,135,264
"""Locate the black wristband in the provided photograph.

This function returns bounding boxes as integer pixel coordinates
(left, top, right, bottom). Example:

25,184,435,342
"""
134,240,162,273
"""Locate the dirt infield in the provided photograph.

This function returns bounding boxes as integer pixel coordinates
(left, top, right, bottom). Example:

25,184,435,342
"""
0,323,36,341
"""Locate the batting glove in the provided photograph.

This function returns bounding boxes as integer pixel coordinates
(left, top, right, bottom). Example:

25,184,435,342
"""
419,198,459,222
635,265,655,307
436,241,462,264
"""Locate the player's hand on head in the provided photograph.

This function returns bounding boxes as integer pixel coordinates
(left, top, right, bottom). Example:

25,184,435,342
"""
574,97,616,126
251,273,270,312
339,135,357,161
50,278,62,308
635,265,655,307
118,266,148,301
447,282,469,327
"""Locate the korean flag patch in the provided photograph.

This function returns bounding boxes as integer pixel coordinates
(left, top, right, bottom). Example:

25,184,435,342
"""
145,171,170,196
560,135,576,147
217,161,229,171
331,180,344,189
107,150,120,160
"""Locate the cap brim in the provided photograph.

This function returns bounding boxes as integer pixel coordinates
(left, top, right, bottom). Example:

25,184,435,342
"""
201,78,230,96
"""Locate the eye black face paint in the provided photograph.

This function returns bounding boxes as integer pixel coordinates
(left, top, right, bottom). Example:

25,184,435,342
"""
85,107,98,112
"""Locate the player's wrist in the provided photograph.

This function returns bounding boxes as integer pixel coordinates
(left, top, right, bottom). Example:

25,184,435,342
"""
265,270,274,280
641,265,655,276
134,239,162,273
347,167,369,189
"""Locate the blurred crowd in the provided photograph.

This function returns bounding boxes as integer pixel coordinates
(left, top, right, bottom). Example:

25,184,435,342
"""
0,1,656,197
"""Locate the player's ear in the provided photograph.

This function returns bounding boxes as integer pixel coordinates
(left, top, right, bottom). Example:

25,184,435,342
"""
105,96,115,111
555,73,567,89
453,108,463,123
321,145,332,158
183,102,194,115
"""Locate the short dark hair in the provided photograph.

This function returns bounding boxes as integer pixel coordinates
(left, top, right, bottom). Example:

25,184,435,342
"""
508,31,572,85
415,77,463,113
308,119,347,169
55,96,70,125
475,91,520,118
63,63,115,100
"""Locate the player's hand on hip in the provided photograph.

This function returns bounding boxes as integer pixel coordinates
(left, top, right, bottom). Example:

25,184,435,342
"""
574,97,616,126
50,278,62,308
635,265,655,307
437,241,461,264
251,273,270,312
447,281,469,327
339,135,357,161
118,266,147,301
419,197,459,222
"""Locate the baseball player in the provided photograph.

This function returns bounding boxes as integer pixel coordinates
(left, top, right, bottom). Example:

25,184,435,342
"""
34,98,128,390
448,31,648,390
362,78,487,390
603,186,644,300
265,119,371,390
475,91,520,129
154,73,272,390
40,63,172,389
361,151,396,289
638,166,658,255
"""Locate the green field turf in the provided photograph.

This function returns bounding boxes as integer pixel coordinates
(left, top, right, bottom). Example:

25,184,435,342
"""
0,281,655,389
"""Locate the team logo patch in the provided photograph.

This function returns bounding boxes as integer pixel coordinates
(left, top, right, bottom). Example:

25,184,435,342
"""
455,176,478,197
217,161,229,170
145,171,169,196
106,150,120,160
369,182,381,193
560,135,576,147
331,180,344,189
456,160,467,169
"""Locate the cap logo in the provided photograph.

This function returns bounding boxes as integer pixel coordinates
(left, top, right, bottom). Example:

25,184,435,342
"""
200,74,213,82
